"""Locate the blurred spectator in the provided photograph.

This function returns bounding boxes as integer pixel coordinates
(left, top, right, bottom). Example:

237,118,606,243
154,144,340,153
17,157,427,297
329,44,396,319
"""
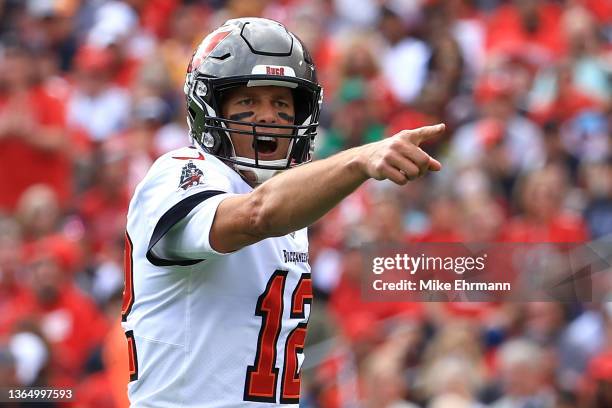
524,302,567,347
504,165,590,242
366,194,406,244
333,0,380,29
581,159,612,239
283,1,337,92
386,83,444,137
22,241,107,386
413,190,462,242
0,45,71,212
561,111,610,165
449,71,546,194
77,141,130,258
157,3,209,90
23,0,79,72
74,290,129,408
0,217,33,337
459,191,505,242
528,63,605,126
422,5,466,99
584,307,612,407
378,7,430,104
8,328,50,387
491,339,556,408
422,356,485,408
558,306,607,392
485,0,566,62
428,393,484,408
362,341,420,408
446,0,487,79
87,0,156,73
587,353,612,407
67,45,130,143
309,222,342,298
15,184,61,242
329,244,423,346
335,33,398,119
0,346,19,389
561,5,609,103
422,322,487,382
108,95,180,191
316,79,386,158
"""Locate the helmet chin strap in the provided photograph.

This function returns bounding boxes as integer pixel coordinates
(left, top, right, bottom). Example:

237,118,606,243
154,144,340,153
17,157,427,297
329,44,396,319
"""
233,157,287,185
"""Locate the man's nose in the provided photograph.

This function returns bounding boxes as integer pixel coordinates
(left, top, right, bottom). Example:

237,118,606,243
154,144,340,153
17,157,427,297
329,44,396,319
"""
255,102,277,123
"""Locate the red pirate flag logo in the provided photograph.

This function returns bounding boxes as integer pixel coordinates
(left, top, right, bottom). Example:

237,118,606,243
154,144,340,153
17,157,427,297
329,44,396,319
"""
179,161,204,190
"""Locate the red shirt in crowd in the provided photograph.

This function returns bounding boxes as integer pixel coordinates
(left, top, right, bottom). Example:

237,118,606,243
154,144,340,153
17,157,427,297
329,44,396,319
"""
329,273,424,343
78,186,130,255
0,282,36,337
29,284,109,385
502,214,590,242
486,2,566,60
0,86,71,212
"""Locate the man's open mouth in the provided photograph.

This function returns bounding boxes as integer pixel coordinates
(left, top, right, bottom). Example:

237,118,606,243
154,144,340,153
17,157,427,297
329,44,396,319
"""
253,136,278,154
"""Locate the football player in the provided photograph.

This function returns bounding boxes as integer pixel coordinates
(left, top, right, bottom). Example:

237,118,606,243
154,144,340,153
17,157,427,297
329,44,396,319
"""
122,17,444,407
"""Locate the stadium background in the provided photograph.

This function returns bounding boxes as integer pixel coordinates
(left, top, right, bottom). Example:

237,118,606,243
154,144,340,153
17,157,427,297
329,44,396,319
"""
0,0,610,406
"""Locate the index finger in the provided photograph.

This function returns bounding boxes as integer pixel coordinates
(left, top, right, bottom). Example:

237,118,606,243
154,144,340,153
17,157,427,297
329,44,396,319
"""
398,123,446,147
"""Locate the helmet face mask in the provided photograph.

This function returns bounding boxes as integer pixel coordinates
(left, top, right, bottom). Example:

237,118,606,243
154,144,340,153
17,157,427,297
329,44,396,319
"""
184,18,323,181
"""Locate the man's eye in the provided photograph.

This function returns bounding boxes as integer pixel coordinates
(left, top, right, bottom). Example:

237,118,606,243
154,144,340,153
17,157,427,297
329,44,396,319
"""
275,100,289,108
238,98,253,106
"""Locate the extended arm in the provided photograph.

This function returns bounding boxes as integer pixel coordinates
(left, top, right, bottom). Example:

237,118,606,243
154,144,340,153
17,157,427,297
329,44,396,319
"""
210,124,445,253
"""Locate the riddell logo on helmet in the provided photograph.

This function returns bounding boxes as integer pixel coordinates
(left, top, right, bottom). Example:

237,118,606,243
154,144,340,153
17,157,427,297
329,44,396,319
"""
266,66,285,75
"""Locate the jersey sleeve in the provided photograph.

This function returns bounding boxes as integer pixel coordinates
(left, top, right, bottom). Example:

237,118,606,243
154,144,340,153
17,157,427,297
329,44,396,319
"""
133,151,237,266
149,193,236,263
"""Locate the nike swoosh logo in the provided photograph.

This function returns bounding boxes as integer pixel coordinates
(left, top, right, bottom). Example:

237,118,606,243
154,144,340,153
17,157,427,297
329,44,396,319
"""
172,152,205,161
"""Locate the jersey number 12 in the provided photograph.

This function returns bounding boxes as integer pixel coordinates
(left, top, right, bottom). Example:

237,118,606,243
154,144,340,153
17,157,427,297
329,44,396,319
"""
244,270,312,404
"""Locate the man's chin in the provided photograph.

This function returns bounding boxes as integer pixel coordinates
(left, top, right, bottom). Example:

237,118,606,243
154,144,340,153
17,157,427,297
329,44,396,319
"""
237,167,286,187
238,169,260,187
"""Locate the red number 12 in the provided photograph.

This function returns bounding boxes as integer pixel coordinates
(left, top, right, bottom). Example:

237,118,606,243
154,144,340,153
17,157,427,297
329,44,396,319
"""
244,270,312,403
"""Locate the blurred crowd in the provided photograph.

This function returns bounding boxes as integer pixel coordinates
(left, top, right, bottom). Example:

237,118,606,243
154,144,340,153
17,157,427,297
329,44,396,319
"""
0,0,610,407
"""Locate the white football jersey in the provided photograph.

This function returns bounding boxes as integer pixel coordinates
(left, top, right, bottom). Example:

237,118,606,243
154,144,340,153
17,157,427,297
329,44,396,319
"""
121,146,312,407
